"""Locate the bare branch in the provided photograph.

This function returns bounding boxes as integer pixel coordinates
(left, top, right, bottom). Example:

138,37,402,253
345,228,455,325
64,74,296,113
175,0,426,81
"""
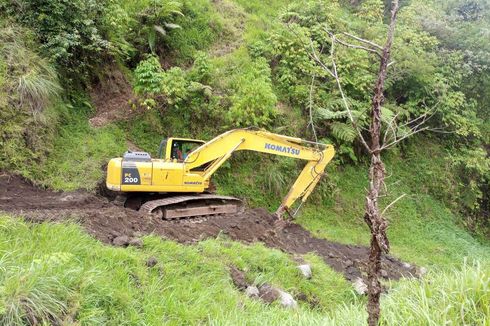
381,126,430,150
330,33,382,57
382,111,400,145
342,32,384,51
308,38,336,78
307,74,319,143
381,193,406,217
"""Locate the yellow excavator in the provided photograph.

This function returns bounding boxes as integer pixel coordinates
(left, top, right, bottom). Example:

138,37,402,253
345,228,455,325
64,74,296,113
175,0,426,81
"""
106,128,335,219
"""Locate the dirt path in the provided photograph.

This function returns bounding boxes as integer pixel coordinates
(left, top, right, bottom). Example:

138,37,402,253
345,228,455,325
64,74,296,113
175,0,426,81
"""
0,173,418,282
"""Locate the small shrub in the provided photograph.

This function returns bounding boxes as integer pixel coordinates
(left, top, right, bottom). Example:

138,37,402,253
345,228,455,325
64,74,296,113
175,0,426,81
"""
227,58,277,127
133,55,164,95
161,67,189,107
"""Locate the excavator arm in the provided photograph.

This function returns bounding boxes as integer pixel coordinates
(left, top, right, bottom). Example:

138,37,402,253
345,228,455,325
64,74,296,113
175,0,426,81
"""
184,129,335,217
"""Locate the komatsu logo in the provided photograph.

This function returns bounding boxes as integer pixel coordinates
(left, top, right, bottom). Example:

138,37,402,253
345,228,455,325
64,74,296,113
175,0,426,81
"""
265,143,300,155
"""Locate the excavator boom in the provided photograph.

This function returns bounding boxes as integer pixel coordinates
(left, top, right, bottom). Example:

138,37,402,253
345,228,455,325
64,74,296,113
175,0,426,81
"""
106,128,335,218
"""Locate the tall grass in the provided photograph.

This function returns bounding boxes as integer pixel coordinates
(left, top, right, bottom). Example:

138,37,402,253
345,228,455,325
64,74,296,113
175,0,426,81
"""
0,25,61,112
380,262,489,325
17,65,61,112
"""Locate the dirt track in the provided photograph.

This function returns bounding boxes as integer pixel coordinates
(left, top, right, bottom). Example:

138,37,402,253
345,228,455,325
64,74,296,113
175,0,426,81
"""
0,173,419,282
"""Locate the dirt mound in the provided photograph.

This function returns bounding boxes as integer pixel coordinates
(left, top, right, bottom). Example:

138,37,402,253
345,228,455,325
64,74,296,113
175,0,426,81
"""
0,173,418,282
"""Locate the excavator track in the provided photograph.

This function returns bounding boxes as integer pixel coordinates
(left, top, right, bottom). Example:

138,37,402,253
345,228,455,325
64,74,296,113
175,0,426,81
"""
139,194,242,220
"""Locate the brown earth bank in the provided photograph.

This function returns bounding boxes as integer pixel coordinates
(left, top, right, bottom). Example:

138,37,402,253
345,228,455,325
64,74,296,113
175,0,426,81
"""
88,66,136,128
0,173,419,283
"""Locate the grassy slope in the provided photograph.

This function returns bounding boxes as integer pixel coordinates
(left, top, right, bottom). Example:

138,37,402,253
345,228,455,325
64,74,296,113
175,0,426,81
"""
0,215,355,325
36,107,127,191
1,213,488,325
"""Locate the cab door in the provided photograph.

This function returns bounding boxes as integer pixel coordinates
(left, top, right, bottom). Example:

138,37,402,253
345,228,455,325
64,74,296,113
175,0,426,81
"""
151,160,185,188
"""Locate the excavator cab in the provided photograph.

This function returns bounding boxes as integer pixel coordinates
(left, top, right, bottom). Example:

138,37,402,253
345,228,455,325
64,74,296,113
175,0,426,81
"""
158,138,205,161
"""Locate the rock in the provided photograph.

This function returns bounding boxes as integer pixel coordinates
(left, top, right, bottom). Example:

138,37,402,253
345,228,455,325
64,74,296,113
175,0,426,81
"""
344,259,353,267
417,266,428,277
128,237,143,248
245,286,259,298
110,230,121,237
112,235,130,246
112,235,143,248
146,257,158,268
59,195,74,202
402,262,411,269
278,290,298,309
380,269,388,278
297,264,312,279
257,285,297,309
353,277,367,295
258,284,280,303
230,266,247,290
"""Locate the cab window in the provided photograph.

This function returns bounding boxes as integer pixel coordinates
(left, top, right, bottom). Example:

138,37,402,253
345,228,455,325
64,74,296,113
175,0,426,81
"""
170,140,202,161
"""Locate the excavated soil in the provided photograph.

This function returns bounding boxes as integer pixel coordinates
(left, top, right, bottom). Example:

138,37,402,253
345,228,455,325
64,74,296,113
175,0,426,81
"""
0,173,419,282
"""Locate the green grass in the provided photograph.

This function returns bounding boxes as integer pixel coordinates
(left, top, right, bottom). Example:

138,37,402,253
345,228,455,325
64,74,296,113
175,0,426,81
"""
1,214,488,325
33,105,127,191
0,214,355,325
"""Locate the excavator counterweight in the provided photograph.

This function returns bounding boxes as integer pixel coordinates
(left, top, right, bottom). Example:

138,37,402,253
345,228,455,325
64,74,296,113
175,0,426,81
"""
106,128,335,219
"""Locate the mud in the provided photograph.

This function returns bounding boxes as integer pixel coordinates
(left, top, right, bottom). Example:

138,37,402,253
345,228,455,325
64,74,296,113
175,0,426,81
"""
0,173,419,282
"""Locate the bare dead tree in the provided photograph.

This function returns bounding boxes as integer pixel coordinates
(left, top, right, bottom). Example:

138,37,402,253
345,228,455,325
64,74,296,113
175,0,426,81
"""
305,0,435,324
363,2,400,325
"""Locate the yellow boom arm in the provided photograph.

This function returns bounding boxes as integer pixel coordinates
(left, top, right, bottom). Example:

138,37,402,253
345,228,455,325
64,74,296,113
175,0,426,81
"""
184,129,335,217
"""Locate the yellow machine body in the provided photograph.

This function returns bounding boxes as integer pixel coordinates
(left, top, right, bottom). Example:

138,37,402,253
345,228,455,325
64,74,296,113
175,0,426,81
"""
106,129,335,216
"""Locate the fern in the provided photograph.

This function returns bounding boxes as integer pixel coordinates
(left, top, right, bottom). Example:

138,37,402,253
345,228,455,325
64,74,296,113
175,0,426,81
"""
331,121,357,142
381,106,396,124
317,107,350,120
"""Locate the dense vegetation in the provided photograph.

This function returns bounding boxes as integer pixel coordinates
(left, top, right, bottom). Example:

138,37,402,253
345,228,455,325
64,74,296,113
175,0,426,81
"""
0,0,489,324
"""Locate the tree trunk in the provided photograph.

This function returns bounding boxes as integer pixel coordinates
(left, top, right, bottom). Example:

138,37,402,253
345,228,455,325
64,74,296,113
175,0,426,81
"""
364,1,399,325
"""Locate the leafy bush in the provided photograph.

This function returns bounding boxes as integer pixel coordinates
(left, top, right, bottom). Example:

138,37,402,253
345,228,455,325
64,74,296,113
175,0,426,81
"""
227,58,277,127
1,0,112,83
449,148,490,221
160,67,190,107
132,53,218,128
133,55,165,95
189,51,211,83
130,0,183,54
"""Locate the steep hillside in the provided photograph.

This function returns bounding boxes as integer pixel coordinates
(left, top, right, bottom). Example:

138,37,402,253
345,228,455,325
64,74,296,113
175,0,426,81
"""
0,0,489,324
